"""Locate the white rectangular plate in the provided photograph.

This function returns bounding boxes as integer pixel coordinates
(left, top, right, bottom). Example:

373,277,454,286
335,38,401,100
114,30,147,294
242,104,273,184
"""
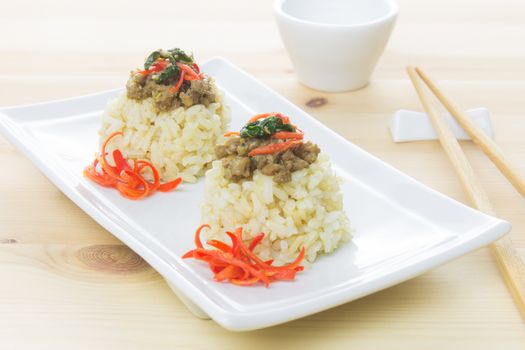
0,57,510,331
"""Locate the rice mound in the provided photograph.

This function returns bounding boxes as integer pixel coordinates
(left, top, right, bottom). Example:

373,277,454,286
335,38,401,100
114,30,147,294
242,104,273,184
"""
201,153,351,263
99,93,230,183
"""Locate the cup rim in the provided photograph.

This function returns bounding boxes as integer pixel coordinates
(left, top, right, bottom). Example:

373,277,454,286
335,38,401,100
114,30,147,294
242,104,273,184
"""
274,0,399,28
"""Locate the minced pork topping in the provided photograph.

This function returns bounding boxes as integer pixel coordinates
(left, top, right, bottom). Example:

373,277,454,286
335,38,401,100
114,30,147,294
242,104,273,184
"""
216,113,320,183
126,48,218,113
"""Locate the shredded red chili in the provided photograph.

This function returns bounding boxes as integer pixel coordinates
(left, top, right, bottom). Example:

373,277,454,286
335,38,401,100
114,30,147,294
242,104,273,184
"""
248,140,303,157
182,225,305,287
248,112,290,124
223,112,306,156
83,132,182,199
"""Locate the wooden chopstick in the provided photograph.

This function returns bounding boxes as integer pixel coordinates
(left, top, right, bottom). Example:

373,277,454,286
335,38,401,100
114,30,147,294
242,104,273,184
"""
406,67,492,213
415,67,525,198
406,66,525,321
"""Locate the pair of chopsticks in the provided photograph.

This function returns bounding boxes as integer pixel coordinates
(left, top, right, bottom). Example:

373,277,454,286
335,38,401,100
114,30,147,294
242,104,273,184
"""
406,66,525,320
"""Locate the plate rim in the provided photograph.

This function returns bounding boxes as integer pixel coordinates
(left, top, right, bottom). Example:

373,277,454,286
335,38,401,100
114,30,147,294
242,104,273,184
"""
0,56,511,331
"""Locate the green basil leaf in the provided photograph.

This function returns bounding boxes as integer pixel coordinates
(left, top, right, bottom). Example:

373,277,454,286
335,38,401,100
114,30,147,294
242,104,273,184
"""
240,123,262,138
283,123,295,132
157,64,180,85
168,48,194,63
144,50,161,70
240,115,296,138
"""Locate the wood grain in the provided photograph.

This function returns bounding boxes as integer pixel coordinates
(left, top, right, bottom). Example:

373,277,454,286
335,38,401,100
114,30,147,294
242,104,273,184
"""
1,0,525,348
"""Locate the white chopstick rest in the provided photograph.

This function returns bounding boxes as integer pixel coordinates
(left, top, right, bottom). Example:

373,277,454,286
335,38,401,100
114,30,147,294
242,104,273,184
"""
389,107,493,143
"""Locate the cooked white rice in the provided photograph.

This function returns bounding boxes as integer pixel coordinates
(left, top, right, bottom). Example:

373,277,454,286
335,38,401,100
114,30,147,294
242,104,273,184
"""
99,93,230,183
201,153,351,263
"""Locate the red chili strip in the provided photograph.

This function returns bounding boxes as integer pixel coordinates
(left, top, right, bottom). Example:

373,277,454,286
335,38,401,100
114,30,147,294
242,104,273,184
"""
83,132,182,199
182,225,305,287
248,140,303,157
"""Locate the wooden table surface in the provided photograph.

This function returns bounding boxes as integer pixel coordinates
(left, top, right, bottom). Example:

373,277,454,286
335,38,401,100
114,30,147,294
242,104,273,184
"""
1,0,525,348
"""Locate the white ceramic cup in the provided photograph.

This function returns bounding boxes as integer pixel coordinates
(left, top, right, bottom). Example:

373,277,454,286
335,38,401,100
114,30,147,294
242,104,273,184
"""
274,0,399,92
